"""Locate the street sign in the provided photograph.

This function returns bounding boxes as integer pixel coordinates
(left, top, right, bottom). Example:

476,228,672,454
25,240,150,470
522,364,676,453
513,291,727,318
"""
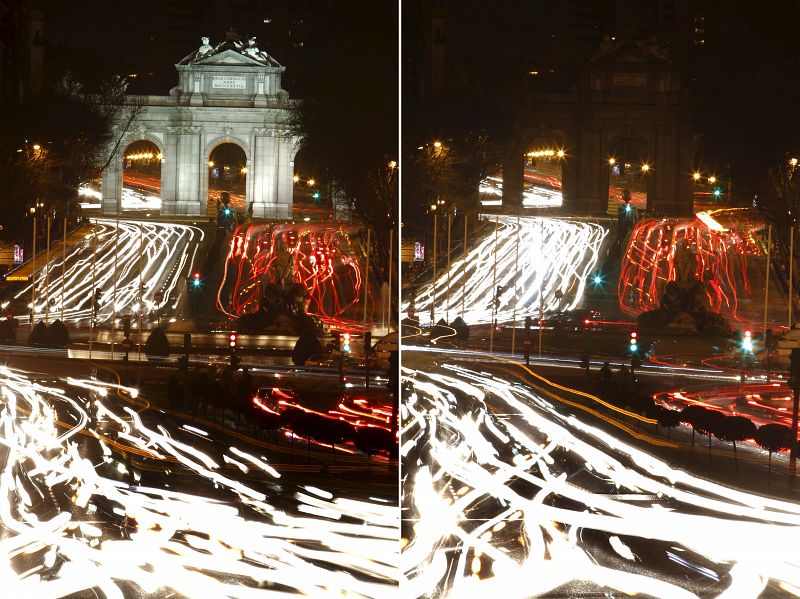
154,291,164,303
120,337,133,352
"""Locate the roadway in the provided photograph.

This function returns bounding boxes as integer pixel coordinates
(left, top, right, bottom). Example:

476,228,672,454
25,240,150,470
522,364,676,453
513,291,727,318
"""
405,215,609,327
402,348,800,598
5,219,204,327
0,356,397,597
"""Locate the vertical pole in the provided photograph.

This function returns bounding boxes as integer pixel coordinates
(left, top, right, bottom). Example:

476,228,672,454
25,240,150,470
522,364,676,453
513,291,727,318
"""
489,217,499,355
511,216,520,356
363,227,371,325
790,225,795,331
431,213,437,325
764,224,772,376
538,218,544,357
462,213,468,320
387,227,393,333
790,384,799,487
61,217,66,322
112,218,119,359
45,215,50,325
764,224,772,332
30,215,36,331
138,224,144,362
446,211,452,322
89,224,96,360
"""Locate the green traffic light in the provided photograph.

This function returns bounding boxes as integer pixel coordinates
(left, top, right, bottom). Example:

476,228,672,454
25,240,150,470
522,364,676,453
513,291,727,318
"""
312,191,321,200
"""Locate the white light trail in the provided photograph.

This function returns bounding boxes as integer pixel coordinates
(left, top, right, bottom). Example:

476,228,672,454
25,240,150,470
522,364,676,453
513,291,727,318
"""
406,215,607,326
0,367,398,597
12,219,203,325
402,360,800,598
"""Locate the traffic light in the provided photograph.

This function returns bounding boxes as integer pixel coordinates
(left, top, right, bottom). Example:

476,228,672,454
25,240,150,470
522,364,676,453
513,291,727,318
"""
363,331,372,354
229,332,240,369
629,331,638,353
123,316,131,338
312,191,321,201
713,188,722,198
342,332,351,353
742,329,753,352
765,328,774,349
192,272,201,288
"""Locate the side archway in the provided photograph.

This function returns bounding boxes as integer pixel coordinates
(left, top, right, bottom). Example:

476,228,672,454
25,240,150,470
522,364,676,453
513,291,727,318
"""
101,134,167,215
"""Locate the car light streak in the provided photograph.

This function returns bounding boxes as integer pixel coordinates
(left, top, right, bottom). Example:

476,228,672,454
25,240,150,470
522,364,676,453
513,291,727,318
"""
11,219,203,325
405,215,607,326
217,223,377,327
619,209,772,324
0,366,398,597
402,360,800,598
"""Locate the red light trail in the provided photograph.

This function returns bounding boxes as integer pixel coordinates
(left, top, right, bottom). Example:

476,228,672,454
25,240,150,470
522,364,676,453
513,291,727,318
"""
618,208,770,325
217,223,376,329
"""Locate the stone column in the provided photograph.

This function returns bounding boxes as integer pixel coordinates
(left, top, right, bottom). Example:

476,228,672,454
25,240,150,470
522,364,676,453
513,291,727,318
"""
502,151,524,211
275,133,296,219
174,126,203,216
161,129,180,215
101,155,123,215
251,129,277,219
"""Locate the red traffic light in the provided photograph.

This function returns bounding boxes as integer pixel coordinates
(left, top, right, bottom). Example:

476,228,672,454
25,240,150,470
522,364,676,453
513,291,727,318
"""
193,272,201,279
744,330,752,338
229,332,238,348
630,331,637,339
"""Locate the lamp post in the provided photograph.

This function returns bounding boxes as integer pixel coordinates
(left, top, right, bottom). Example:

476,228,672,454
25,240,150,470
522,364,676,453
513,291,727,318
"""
29,207,36,331
430,203,438,326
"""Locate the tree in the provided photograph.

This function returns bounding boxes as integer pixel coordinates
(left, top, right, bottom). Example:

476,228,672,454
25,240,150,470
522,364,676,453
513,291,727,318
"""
0,74,144,238
755,423,793,481
680,405,723,454
716,415,757,471
144,327,170,360
656,407,682,439
46,319,70,347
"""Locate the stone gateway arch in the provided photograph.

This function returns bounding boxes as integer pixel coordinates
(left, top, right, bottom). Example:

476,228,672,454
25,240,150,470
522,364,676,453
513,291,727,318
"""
101,32,298,219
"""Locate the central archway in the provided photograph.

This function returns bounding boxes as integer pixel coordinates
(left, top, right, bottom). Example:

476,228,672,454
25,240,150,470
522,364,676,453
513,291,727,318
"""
207,142,248,227
607,138,652,214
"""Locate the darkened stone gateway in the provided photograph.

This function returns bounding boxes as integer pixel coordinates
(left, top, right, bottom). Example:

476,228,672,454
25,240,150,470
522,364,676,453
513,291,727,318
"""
504,37,697,216
102,32,299,218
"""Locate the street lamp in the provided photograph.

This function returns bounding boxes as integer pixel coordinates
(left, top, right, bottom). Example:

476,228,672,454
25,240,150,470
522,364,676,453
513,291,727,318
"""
693,172,701,181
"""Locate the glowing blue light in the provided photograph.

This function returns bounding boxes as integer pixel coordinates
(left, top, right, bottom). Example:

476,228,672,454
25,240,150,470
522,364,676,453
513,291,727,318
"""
224,208,232,215
625,204,631,213
593,274,603,285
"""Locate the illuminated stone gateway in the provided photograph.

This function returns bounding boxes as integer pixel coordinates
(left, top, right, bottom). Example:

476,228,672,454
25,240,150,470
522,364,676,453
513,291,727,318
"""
101,32,298,219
